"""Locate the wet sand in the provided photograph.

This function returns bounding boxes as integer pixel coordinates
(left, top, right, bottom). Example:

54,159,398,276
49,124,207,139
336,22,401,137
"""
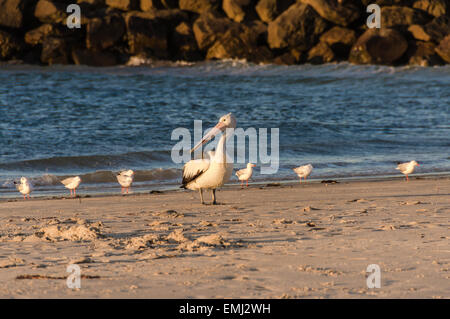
0,177,449,298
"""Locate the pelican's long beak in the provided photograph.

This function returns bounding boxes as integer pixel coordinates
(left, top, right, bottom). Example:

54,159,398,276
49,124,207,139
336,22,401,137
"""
191,121,226,153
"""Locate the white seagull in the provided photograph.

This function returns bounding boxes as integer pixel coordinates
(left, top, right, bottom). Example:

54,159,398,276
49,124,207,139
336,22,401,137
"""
14,177,32,200
293,164,313,183
236,163,256,188
117,169,134,193
396,160,419,181
61,176,81,197
181,113,236,205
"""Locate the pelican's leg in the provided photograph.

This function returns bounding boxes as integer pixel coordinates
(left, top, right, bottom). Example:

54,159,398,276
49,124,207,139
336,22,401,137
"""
212,189,217,205
199,189,204,204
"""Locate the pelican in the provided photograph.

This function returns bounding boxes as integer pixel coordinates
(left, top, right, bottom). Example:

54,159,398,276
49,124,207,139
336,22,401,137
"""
61,176,81,197
293,164,313,183
396,160,419,181
236,163,256,188
181,113,236,205
14,177,32,200
117,169,134,193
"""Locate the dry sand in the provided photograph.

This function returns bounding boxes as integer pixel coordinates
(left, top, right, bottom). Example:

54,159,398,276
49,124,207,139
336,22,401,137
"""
0,177,449,298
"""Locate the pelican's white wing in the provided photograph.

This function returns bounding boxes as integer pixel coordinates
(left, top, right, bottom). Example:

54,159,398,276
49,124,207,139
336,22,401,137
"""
182,158,210,188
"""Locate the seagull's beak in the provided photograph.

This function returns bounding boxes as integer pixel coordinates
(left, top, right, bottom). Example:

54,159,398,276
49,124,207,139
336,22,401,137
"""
252,164,256,167
191,121,226,153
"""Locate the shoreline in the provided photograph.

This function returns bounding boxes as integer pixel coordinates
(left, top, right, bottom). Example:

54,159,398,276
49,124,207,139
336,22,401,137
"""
2,172,449,202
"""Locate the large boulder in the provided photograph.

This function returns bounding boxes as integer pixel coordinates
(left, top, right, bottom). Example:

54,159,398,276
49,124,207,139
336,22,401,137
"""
193,12,238,50
206,24,272,62
407,41,443,66
319,26,356,58
298,0,360,26
86,14,125,50
24,24,62,45
106,0,139,10
41,37,71,64
125,10,187,58
435,34,450,63
71,49,118,66
380,6,431,27
170,22,202,61
307,42,335,64
0,30,23,60
267,2,328,50
179,0,219,14
0,0,30,28
222,0,254,23
413,0,448,17
35,0,80,24
255,0,294,23
423,16,450,43
349,28,408,64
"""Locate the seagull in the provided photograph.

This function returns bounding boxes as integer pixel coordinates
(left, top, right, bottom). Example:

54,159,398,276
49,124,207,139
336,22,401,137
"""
396,160,419,181
61,176,81,197
117,170,134,194
14,177,32,200
236,163,256,188
181,113,236,205
293,164,313,183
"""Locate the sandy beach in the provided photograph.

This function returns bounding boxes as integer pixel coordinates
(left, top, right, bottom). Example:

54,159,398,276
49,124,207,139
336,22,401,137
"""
0,177,448,299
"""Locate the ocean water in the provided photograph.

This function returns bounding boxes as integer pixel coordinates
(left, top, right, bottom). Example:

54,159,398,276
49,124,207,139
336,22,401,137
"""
1,61,449,197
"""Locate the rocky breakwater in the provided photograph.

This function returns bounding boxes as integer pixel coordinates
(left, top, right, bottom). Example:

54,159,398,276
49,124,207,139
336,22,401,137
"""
0,0,449,66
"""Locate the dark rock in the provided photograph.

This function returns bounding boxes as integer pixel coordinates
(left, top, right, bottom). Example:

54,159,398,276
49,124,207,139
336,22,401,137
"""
193,12,238,50
171,22,202,61
206,24,272,62
380,6,431,28
255,0,294,23
72,48,118,66
273,49,304,65
349,28,408,65
307,42,335,64
125,10,186,58
222,0,254,23
360,0,414,5
319,26,356,58
0,0,30,28
267,2,328,50
106,0,139,10
41,37,71,64
298,0,360,27
0,30,24,60
140,0,176,10
86,14,125,50
413,0,448,17
435,34,450,63
78,0,105,5
179,0,219,14
423,15,450,43
407,41,443,66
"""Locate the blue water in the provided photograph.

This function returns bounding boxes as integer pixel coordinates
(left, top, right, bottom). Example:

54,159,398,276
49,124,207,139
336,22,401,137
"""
1,61,449,197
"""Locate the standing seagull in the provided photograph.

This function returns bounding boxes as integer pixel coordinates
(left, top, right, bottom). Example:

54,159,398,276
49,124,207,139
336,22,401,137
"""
117,169,134,193
293,164,313,183
181,113,236,205
61,176,81,197
396,160,419,181
236,163,256,188
14,177,32,200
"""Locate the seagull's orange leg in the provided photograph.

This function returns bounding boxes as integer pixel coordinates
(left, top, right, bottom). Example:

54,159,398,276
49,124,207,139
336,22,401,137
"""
23,194,26,200
406,175,409,182
126,187,129,194
27,194,30,200
246,180,249,187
